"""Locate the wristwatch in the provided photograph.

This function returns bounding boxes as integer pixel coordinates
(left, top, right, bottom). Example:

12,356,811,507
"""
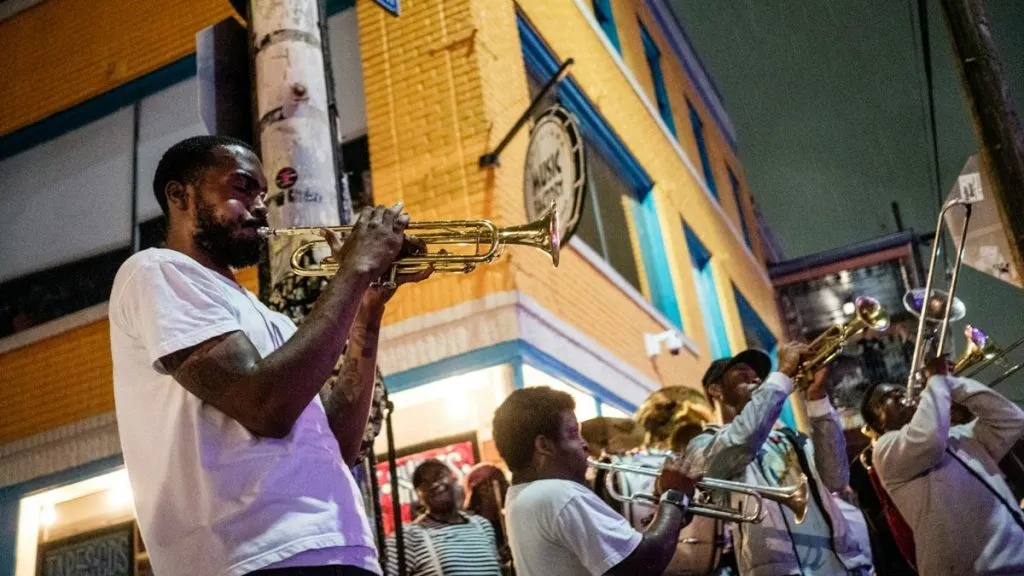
659,489,689,508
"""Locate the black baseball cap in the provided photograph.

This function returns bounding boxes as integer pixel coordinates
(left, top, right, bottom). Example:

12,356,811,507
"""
701,349,772,389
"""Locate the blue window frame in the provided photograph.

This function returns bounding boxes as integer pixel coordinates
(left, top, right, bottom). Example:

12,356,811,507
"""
638,22,677,137
518,14,682,329
728,167,752,248
592,0,621,53
685,226,730,359
688,100,718,200
734,286,795,429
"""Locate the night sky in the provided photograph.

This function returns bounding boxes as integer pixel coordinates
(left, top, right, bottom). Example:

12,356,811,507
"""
670,0,1024,399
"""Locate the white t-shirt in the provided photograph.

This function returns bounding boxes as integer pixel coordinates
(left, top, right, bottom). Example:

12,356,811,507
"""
505,479,641,576
109,248,379,576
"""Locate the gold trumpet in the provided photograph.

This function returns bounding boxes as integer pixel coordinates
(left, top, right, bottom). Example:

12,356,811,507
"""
259,203,561,280
588,459,809,524
793,296,890,389
953,325,1002,375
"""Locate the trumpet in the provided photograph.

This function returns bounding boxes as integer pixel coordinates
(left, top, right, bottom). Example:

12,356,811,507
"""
953,325,1001,375
588,459,808,524
259,202,561,280
793,296,890,389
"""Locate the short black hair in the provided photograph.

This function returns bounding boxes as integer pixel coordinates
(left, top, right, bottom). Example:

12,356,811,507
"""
152,135,253,216
412,459,451,489
492,387,575,472
860,381,888,433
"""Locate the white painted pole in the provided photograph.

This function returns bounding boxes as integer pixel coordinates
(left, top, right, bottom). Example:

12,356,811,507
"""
251,0,343,289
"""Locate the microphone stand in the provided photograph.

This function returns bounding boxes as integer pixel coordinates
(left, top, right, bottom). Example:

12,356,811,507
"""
382,382,406,576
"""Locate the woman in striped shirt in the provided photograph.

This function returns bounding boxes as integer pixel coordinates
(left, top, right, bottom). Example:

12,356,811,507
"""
385,459,503,576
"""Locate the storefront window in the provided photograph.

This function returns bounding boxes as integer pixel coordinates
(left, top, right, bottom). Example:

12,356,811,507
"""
521,365,599,422
374,364,513,456
600,403,632,418
16,468,147,576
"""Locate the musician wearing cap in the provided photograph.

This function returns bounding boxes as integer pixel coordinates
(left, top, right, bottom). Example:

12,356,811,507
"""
493,386,698,575
861,355,1024,575
684,346,874,576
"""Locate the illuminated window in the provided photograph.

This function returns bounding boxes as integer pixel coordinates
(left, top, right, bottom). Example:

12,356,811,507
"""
522,365,599,422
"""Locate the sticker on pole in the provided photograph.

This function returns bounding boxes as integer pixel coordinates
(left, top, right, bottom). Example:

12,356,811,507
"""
372,0,400,17
523,105,586,243
276,167,298,190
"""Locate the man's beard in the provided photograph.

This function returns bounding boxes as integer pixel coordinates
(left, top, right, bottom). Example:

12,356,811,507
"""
193,197,264,269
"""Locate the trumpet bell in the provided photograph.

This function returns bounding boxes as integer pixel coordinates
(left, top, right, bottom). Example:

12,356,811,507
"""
794,296,889,388
903,288,967,324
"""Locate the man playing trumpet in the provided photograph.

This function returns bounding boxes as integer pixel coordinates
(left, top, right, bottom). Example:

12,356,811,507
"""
493,386,699,575
684,346,873,576
862,356,1024,575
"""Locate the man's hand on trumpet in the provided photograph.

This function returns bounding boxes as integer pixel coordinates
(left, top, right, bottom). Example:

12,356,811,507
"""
318,202,434,295
778,341,810,379
653,454,699,504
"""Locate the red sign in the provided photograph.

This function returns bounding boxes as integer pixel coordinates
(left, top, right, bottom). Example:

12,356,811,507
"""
376,440,477,535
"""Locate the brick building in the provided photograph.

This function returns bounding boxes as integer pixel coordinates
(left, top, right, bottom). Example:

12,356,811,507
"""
0,0,783,572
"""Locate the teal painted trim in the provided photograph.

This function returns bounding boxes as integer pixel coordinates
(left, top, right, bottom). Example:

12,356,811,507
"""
687,100,718,201
638,21,677,137
382,341,524,394
382,338,637,412
519,344,637,411
684,225,730,359
728,168,752,249
634,193,682,329
0,0,356,162
591,0,621,54
0,454,125,574
511,357,525,390
0,54,196,162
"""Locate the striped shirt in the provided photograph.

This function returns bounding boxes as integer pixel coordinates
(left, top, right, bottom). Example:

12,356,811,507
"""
384,513,502,576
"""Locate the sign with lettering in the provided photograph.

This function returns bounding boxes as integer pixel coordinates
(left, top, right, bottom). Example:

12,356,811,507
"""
38,523,135,576
372,0,400,17
523,105,586,243
375,437,478,535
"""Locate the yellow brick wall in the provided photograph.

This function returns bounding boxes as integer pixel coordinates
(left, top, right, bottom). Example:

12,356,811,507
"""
0,0,234,137
505,0,782,386
0,320,113,444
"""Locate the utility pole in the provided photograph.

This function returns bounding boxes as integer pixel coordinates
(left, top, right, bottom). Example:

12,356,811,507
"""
250,0,351,302
941,0,1024,275
246,2,394,571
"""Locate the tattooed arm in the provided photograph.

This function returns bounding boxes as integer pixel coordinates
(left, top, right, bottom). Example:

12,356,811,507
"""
322,291,387,465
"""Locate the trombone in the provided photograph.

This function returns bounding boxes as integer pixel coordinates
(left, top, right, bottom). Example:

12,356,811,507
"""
904,196,977,404
792,296,890,389
259,202,562,280
588,460,808,524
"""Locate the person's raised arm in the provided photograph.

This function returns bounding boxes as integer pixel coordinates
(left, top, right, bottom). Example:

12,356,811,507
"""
805,368,850,492
874,357,955,486
951,375,1024,461
160,204,408,438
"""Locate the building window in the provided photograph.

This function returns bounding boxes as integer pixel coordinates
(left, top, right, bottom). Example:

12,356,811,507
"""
591,0,621,53
685,226,730,359
728,167,752,248
639,23,677,137
576,146,645,292
688,100,718,200
526,76,643,294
